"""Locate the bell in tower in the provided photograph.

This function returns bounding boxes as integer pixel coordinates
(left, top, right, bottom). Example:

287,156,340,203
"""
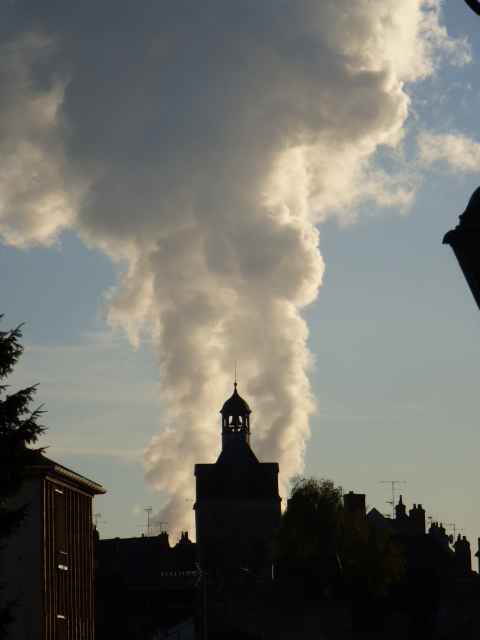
220,382,251,450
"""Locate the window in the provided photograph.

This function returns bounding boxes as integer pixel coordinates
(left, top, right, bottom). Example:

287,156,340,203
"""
56,615,67,640
54,487,68,569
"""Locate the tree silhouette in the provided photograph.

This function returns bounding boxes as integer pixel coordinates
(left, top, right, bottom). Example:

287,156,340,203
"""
267,477,405,607
0,317,45,637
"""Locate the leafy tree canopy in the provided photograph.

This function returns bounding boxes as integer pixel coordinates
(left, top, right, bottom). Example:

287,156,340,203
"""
267,477,405,604
0,317,45,636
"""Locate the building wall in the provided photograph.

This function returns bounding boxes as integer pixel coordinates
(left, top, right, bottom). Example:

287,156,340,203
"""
1,476,95,640
44,478,94,640
195,498,281,575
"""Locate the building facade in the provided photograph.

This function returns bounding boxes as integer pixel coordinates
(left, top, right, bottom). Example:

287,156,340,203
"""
1,454,105,640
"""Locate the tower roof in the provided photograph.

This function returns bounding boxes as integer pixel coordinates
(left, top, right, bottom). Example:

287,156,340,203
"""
195,442,279,500
220,382,251,416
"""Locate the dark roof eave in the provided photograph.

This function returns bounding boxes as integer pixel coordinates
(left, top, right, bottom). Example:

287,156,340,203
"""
30,462,106,495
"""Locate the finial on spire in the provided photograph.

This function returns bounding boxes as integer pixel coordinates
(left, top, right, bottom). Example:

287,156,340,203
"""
234,361,237,391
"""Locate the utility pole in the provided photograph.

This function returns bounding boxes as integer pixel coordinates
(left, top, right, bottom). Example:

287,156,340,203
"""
379,480,406,519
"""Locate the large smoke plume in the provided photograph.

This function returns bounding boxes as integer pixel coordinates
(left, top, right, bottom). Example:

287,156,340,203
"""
0,1,468,533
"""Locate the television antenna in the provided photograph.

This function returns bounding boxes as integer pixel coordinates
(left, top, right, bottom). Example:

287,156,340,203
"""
144,507,153,536
93,513,106,527
378,480,406,519
135,507,155,536
444,523,466,541
150,521,168,534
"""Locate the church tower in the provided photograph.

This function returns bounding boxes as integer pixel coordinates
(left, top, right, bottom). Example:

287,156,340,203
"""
194,383,281,577
221,381,251,449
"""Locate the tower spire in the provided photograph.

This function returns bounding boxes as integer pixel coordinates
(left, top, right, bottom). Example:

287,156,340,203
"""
220,378,251,449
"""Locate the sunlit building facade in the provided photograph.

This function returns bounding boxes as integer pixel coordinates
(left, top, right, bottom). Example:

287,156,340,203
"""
1,454,105,640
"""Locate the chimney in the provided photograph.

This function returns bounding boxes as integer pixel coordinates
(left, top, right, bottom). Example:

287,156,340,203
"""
429,522,449,547
395,495,407,523
408,503,426,535
343,491,366,518
93,525,100,564
454,535,472,572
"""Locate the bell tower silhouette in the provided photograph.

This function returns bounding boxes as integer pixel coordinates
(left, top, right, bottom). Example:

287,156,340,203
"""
220,381,251,449
194,381,281,578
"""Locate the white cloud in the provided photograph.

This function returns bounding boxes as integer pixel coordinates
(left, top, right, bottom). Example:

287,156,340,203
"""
0,33,82,247
0,0,470,535
417,131,480,173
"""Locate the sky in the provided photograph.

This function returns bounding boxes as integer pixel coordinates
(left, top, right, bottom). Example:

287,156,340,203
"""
1,0,480,549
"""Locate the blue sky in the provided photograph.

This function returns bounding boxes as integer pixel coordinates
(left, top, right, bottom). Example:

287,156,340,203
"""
1,0,480,547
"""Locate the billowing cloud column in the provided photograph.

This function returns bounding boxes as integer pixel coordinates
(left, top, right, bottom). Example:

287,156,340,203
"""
0,0,469,533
